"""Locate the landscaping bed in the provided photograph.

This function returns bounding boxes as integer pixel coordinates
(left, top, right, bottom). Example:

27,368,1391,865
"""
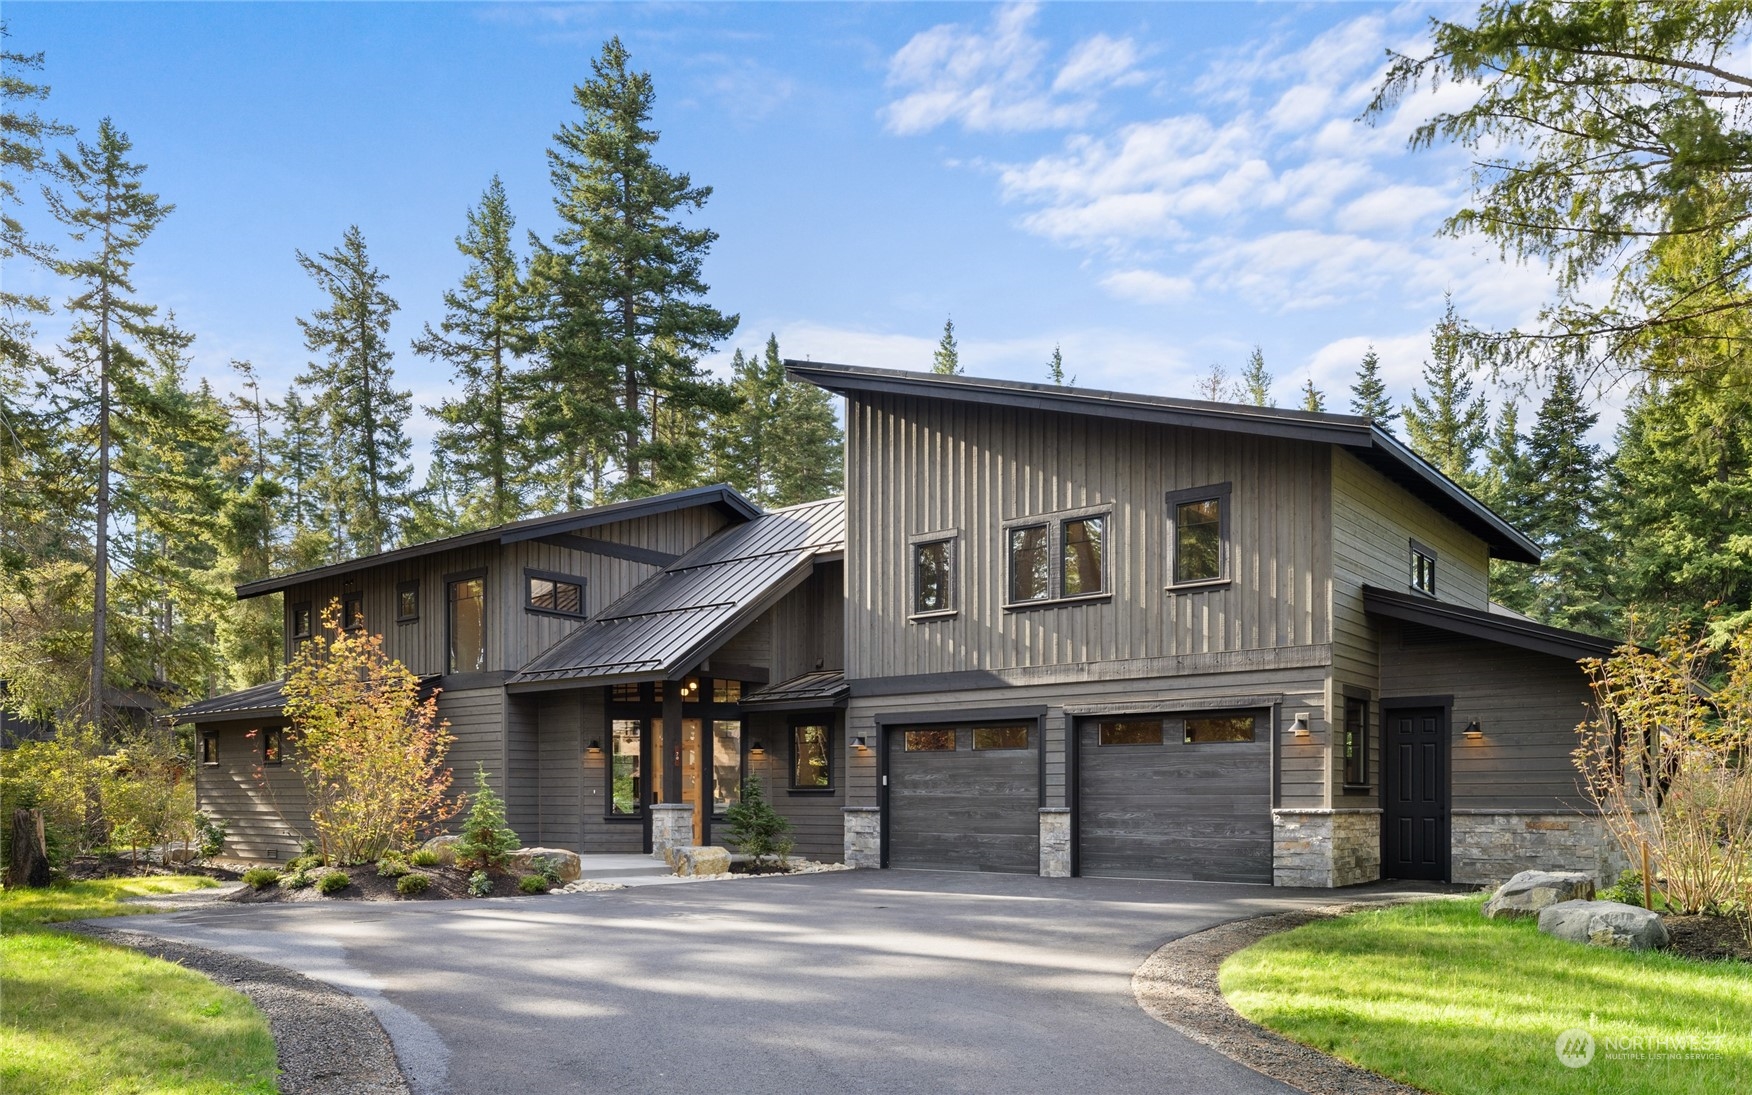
227,863,544,903
1662,913,1752,963
1218,896,1751,1095
62,853,243,883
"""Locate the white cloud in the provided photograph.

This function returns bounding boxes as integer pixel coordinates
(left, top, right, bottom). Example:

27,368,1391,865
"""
1100,269,1194,303
1053,34,1146,94
1335,183,1455,233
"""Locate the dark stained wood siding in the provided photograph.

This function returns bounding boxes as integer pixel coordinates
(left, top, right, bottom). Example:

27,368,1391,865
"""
505,694,539,839
887,724,1039,873
768,561,845,682
194,719,305,861
536,690,584,849
439,687,507,828
743,709,845,862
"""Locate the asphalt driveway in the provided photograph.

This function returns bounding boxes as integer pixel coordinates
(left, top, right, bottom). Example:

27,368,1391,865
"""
106,870,1438,1095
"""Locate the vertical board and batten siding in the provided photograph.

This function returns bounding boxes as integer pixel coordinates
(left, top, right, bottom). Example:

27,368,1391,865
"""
767,562,846,682
1378,623,1595,811
1329,448,1495,795
743,710,845,861
194,720,306,860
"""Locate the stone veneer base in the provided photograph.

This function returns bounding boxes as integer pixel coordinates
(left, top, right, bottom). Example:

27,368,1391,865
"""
1272,809,1382,888
1039,808,1070,877
1449,811,1626,887
842,806,880,869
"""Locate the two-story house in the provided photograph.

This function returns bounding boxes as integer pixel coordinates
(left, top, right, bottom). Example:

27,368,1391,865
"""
181,363,1624,888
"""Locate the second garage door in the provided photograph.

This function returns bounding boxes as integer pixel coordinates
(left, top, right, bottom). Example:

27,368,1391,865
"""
1077,710,1272,883
887,722,1038,873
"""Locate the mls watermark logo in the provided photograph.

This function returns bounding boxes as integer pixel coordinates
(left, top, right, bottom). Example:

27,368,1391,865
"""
1556,1027,1596,1068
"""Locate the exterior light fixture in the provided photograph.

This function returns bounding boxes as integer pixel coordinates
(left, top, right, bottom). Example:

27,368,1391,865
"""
851,735,868,749
750,740,765,756
1291,712,1311,737
1464,720,1483,740
586,739,602,753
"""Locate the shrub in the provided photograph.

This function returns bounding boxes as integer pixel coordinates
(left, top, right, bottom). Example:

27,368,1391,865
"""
376,858,409,879
519,874,551,895
396,873,430,897
467,869,492,897
99,725,198,866
242,868,280,890
534,856,562,885
281,869,315,890
1601,870,1646,907
286,853,322,873
316,871,350,895
455,766,519,872
723,774,793,868
408,848,441,868
194,812,227,860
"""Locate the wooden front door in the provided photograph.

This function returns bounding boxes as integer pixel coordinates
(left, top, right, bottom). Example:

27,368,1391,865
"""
1383,706,1448,881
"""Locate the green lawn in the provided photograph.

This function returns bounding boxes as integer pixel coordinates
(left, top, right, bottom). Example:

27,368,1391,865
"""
1,877,278,1095
1220,897,1751,1095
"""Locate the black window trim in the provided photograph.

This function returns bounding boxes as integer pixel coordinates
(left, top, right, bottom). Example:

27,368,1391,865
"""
1183,709,1264,744
443,567,489,676
1342,688,1373,792
908,528,960,620
289,601,313,640
524,567,588,620
1410,539,1438,597
1002,504,1114,610
395,579,420,624
1166,481,1233,591
200,729,218,766
341,588,365,631
787,716,836,794
262,726,283,767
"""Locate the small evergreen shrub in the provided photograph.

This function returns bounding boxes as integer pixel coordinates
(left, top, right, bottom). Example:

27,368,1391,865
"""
242,867,280,890
194,812,228,859
724,774,793,867
286,853,322,873
281,869,315,890
1601,870,1645,907
456,766,520,872
317,870,351,895
376,857,410,879
468,869,492,896
409,847,441,868
396,873,430,897
534,856,562,885
519,874,551,895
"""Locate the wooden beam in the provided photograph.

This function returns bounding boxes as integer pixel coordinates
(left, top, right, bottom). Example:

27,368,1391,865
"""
540,534,679,568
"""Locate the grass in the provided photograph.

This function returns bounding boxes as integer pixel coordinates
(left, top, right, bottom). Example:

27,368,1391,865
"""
1,877,278,1094
1220,896,1751,1095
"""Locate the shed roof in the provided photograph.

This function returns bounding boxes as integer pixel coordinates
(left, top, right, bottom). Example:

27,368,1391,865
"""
1362,585,1621,661
509,497,847,689
788,361,1540,565
738,670,849,711
172,679,286,723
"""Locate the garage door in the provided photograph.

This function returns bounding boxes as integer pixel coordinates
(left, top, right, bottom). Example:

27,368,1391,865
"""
1077,711,1272,883
887,723,1038,873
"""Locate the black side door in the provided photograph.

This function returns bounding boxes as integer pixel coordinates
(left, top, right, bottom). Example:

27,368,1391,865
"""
1382,706,1448,881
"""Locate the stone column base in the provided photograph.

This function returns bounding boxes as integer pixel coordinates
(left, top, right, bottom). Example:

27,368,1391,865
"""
650,803,693,862
1039,808,1070,877
1272,809,1381,887
843,806,881,869
1450,811,1627,887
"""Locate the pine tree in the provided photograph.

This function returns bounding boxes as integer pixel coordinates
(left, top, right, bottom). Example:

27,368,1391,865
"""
542,37,738,498
455,764,519,871
1,28,73,368
1047,344,1072,386
1236,346,1274,406
1519,365,1612,632
932,317,961,375
267,387,335,570
714,334,842,506
295,226,413,556
1479,403,1536,614
215,361,283,690
1402,296,1487,484
1195,363,1228,401
1349,346,1396,423
1300,378,1326,412
413,177,539,530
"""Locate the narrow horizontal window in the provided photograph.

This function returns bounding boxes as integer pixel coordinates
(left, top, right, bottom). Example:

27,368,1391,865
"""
1061,516,1105,596
1009,525,1050,602
903,729,957,752
972,725,1030,750
913,539,954,614
1097,719,1164,746
610,683,642,704
714,679,742,704
528,573,585,616
1185,714,1256,744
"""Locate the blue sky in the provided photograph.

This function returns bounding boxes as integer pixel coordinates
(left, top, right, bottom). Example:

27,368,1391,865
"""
8,2,1604,460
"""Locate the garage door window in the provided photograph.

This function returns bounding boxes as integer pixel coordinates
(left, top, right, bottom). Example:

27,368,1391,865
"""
904,729,957,751
1185,714,1256,743
973,725,1029,750
1097,719,1164,746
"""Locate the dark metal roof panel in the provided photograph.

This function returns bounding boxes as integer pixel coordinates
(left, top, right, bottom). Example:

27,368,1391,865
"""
739,670,849,710
1361,585,1621,661
173,679,286,722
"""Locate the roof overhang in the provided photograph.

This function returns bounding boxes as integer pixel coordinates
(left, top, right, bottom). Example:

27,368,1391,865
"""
787,361,1540,565
738,671,850,711
1362,586,1622,661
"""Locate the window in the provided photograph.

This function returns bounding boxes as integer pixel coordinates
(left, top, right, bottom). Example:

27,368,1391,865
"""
342,590,365,630
200,731,218,765
262,727,282,766
527,571,585,617
1009,525,1050,602
712,720,742,811
609,719,643,816
290,602,312,640
1168,483,1231,587
1411,541,1437,595
903,728,957,752
973,725,1029,750
1061,517,1105,596
447,575,486,673
913,539,955,614
713,679,742,704
1344,697,1370,787
1097,719,1164,746
396,581,420,623
1185,714,1256,743
791,723,831,789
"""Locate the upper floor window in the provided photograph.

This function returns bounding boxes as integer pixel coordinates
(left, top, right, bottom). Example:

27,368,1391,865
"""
447,574,486,673
1343,697,1370,787
526,570,585,618
1410,541,1437,595
396,580,420,623
1061,516,1105,596
1006,509,1111,606
1009,524,1050,602
290,602,312,640
1167,483,1231,587
342,590,365,630
913,537,955,615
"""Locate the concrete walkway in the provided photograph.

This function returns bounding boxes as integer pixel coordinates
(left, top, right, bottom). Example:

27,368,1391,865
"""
104,870,1451,1095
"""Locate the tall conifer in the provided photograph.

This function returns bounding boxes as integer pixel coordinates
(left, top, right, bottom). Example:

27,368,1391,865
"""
1349,346,1395,423
1236,346,1274,406
932,318,961,375
1403,296,1487,484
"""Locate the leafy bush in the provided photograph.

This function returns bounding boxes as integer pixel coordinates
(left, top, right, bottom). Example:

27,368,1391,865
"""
408,847,441,868
534,856,562,885
285,854,322,873
396,873,430,897
280,869,315,890
723,774,793,867
194,812,227,859
467,869,492,897
241,868,280,890
100,726,199,865
518,874,551,895
455,766,519,872
316,871,350,895
1601,870,1646,907
376,857,409,879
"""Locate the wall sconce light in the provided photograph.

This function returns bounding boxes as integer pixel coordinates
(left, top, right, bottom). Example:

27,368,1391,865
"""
1291,712,1311,737
1464,720,1483,740
586,739,602,753
851,735,868,750
750,741,765,757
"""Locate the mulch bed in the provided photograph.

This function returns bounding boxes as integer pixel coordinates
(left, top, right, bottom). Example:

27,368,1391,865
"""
1662,913,1752,963
228,864,533,903
64,854,242,883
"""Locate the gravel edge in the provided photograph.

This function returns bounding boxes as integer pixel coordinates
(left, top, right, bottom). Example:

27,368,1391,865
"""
1131,902,1428,1095
63,922,411,1095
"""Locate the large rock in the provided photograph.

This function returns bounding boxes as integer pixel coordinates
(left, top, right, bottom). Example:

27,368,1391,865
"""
1539,899,1670,951
508,847,581,883
1482,869,1595,919
420,834,462,865
671,846,731,877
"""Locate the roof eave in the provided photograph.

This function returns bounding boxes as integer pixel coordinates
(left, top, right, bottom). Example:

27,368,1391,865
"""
1361,585,1621,661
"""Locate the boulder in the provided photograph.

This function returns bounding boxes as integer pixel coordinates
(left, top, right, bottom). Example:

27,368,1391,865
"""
1482,870,1596,919
508,847,581,883
420,834,462,865
148,842,198,865
1538,899,1670,951
671,846,731,877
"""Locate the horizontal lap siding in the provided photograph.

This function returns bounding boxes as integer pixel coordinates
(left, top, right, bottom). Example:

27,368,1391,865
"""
537,691,584,849
195,720,306,861
506,695,539,839
743,711,845,862
440,688,506,829
575,694,642,854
